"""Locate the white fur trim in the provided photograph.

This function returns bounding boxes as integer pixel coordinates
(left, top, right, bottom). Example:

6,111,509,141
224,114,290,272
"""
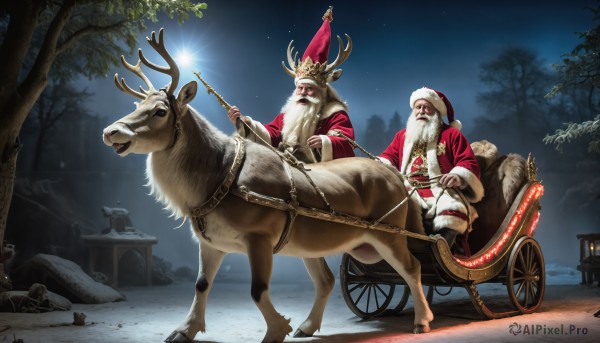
450,119,462,131
436,190,468,213
378,157,392,166
294,78,321,87
320,100,347,119
433,214,468,234
425,140,447,201
410,87,447,116
450,166,484,202
426,141,442,177
241,116,271,145
320,135,333,162
433,190,470,234
399,140,413,174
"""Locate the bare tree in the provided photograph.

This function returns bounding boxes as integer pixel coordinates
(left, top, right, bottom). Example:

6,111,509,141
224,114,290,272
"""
25,81,92,171
0,0,206,284
471,46,555,152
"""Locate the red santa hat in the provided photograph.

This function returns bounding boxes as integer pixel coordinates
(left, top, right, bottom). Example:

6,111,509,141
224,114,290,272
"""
301,13,332,69
282,7,352,88
410,87,462,130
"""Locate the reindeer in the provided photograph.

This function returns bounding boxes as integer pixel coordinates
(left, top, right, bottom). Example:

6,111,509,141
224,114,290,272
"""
102,29,433,343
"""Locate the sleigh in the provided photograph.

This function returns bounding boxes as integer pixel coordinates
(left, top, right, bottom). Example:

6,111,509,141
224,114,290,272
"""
339,141,545,320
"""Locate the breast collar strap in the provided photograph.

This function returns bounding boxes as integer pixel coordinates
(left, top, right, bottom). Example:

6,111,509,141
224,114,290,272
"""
189,135,246,240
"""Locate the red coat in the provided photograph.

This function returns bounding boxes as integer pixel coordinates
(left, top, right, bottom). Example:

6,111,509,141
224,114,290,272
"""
380,125,479,180
263,110,355,160
379,124,484,234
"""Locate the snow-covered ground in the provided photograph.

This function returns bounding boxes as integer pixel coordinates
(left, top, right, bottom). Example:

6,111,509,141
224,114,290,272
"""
1,264,598,343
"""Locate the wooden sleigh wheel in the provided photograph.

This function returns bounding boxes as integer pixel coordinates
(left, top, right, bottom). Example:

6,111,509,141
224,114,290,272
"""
339,254,435,318
339,254,395,318
506,237,545,313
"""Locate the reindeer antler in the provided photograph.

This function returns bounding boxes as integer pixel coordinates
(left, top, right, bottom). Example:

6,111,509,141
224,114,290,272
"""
282,40,299,78
324,34,352,74
138,29,180,96
114,56,155,99
113,28,180,99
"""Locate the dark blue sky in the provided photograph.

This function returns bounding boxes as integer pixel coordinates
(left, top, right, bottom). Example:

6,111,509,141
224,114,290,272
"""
90,0,597,137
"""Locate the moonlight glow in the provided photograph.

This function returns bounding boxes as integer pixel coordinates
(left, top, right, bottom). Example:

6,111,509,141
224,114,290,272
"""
176,49,193,68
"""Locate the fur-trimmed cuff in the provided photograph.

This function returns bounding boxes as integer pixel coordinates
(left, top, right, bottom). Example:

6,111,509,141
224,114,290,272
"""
320,135,333,162
451,166,484,203
242,117,271,145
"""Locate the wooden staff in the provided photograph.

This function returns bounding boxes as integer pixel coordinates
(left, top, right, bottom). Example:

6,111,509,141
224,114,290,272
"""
194,71,245,134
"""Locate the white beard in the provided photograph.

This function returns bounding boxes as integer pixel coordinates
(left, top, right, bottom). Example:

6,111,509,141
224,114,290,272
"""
281,93,322,148
405,112,442,145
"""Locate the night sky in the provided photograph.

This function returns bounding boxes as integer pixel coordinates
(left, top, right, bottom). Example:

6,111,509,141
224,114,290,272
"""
89,0,597,135
85,0,597,271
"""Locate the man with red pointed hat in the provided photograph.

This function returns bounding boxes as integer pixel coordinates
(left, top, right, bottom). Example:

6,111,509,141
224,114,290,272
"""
227,7,355,163
378,87,484,250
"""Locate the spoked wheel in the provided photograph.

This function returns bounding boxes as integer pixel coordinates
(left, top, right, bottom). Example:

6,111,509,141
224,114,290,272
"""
392,284,434,314
507,237,545,314
392,286,410,313
340,254,395,318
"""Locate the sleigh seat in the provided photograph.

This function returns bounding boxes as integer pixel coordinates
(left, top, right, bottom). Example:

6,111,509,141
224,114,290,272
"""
465,140,529,255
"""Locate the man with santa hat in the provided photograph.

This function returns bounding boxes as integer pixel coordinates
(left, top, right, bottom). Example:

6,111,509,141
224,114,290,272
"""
227,6,355,163
378,87,484,250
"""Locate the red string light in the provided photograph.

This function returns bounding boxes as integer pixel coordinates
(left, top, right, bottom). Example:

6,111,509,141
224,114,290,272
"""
453,183,544,268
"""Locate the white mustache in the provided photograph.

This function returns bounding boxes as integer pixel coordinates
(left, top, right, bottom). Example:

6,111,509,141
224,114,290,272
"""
291,94,321,104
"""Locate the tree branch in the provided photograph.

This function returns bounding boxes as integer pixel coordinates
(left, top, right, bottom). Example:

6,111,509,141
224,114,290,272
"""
56,20,129,55
18,0,77,123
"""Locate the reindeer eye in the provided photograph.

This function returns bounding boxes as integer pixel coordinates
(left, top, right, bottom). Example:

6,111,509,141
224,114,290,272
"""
154,109,167,117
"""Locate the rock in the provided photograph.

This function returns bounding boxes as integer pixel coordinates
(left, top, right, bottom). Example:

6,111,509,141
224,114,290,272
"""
11,254,126,304
0,283,71,313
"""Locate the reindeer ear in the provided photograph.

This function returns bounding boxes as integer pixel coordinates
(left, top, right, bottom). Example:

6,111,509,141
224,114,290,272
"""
327,69,343,83
177,81,197,106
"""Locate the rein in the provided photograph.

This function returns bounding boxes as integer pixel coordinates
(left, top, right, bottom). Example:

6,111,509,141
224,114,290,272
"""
166,93,182,150
188,74,414,252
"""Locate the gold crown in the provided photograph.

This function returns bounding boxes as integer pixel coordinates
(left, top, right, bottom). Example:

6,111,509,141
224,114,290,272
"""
282,35,352,88
295,57,329,87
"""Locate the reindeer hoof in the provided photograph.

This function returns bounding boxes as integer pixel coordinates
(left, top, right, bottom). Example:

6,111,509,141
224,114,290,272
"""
413,324,430,334
293,329,312,338
164,330,191,343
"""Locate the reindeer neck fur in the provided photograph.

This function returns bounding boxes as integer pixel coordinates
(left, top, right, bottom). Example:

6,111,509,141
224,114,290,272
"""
146,106,235,219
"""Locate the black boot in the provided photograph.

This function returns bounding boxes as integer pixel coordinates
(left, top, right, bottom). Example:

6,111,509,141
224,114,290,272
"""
437,227,458,247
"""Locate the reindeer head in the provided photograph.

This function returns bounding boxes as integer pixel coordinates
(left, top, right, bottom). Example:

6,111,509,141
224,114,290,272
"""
103,29,197,156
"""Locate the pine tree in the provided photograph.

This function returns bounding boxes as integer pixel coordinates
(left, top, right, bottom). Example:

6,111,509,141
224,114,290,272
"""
545,1,600,153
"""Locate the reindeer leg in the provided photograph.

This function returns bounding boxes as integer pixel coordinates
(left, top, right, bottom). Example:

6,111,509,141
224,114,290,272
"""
247,234,292,343
378,242,434,334
166,241,225,343
293,257,334,337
